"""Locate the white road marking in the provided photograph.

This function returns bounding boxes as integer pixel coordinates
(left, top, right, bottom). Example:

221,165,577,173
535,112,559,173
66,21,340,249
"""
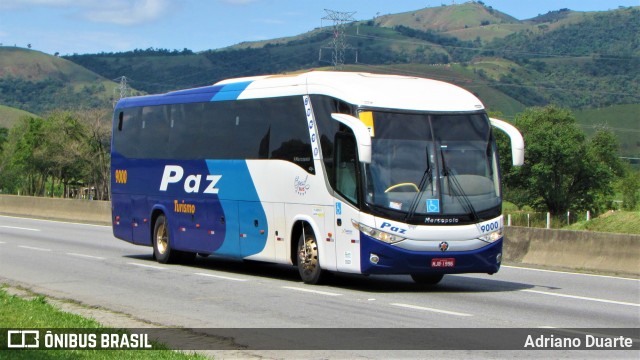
282,286,343,297
503,265,639,281
66,253,105,260
0,225,41,232
0,241,6,244
194,273,247,282
0,214,109,228
521,289,640,307
18,245,51,252
390,303,473,317
127,262,166,270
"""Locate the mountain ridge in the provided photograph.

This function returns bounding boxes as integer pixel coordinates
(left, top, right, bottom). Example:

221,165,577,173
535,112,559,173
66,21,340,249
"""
0,2,637,160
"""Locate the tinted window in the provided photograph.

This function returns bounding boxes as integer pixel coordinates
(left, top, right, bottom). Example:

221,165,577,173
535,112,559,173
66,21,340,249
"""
114,96,314,173
311,95,355,187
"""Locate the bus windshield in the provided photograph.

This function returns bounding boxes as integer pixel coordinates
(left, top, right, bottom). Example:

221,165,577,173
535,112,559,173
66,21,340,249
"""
363,111,501,223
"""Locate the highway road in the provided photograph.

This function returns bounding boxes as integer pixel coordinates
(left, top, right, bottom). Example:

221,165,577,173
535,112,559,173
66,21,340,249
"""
1,215,638,358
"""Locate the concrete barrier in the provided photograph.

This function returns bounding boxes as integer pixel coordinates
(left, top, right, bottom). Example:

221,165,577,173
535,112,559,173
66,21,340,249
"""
0,194,111,225
503,226,639,276
0,195,637,276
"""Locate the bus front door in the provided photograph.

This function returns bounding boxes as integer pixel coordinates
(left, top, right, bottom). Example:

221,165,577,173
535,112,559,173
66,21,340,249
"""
333,133,362,273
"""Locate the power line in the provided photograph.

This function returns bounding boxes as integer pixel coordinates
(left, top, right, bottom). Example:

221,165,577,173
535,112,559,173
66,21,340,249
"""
344,32,640,61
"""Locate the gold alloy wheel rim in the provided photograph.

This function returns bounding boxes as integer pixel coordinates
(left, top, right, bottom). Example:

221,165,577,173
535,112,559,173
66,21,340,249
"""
156,223,168,254
299,236,318,274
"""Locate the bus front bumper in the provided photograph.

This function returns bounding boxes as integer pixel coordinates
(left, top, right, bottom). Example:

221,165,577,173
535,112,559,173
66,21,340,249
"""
359,235,502,275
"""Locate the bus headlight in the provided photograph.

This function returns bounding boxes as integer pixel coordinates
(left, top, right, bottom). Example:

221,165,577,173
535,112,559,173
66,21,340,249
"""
353,220,405,244
479,229,503,243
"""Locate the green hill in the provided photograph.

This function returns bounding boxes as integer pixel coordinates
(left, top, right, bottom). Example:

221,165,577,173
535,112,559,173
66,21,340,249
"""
574,104,640,159
374,2,518,33
0,47,100,82
0,47,132,115
0,105,38,129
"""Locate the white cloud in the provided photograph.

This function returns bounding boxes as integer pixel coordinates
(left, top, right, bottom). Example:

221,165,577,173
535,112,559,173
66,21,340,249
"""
0,0,171,25
82,0,171,25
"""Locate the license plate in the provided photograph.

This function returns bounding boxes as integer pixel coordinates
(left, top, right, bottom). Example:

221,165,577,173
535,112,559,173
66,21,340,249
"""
431,258,455,268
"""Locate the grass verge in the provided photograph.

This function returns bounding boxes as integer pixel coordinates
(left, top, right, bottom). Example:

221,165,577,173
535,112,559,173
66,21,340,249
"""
0,286,208,359
564,210,640,234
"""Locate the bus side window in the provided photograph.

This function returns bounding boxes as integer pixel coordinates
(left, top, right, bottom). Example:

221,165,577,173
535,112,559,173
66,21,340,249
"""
117,112,123,131
115,108,142,158
335,132,359,205
268,97,313,172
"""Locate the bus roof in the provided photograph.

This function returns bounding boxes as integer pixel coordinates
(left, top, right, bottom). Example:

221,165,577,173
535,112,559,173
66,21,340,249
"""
116,71,485,112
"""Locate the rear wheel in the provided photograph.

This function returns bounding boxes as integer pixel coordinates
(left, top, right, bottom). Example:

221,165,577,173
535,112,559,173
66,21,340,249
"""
153,215,177,264
297,232,323,284
410,274,444,285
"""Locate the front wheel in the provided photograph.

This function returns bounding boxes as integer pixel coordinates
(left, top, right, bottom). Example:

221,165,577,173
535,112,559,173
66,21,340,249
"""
297,232,323,284
411,273,444,285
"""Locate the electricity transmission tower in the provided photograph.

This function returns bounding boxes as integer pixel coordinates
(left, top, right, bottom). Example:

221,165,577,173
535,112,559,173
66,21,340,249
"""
112,76,130,107
115,76,130,99
320,9,356,69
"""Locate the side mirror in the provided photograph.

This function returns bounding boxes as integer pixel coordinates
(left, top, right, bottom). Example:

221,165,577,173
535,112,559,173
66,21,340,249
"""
331,113,372,164
490,118,524,166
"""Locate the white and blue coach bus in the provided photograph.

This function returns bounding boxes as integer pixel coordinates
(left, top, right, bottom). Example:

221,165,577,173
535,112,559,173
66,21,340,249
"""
111,71,524,285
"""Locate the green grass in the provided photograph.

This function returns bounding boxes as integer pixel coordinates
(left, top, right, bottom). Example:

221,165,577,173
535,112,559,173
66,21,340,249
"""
564,211,640,234
0,287,208,359
503,201,640,234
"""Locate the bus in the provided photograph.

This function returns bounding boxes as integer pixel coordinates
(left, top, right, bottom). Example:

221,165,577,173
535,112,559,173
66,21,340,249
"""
111,71,524,285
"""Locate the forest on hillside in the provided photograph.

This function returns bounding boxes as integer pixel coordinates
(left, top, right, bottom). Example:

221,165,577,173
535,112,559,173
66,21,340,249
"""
58,6,640,112
0,77,109,115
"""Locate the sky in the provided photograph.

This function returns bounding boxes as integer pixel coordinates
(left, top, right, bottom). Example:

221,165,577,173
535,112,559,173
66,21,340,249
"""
0,0,638,55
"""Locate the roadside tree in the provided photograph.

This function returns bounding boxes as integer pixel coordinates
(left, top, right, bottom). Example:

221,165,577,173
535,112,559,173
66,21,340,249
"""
500,105,622,215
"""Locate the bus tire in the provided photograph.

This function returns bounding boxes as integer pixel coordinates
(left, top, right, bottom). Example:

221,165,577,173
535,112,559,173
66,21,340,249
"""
153,214,177,264
297,232,323,285
411,273,444,285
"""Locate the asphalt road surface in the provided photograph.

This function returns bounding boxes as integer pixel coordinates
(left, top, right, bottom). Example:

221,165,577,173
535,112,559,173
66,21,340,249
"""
1,215,638,358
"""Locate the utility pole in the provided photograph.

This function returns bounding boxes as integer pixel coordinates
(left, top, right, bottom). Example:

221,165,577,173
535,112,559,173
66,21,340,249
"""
321,9,356,69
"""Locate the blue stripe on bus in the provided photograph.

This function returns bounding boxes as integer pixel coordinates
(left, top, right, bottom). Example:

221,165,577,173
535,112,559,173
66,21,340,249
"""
114,80,253,109
205,160,268,257
211,81,253,102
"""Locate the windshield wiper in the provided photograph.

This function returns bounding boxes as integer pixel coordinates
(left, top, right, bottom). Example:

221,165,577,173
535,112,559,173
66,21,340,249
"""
405,145,433,222
440,147,479,222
